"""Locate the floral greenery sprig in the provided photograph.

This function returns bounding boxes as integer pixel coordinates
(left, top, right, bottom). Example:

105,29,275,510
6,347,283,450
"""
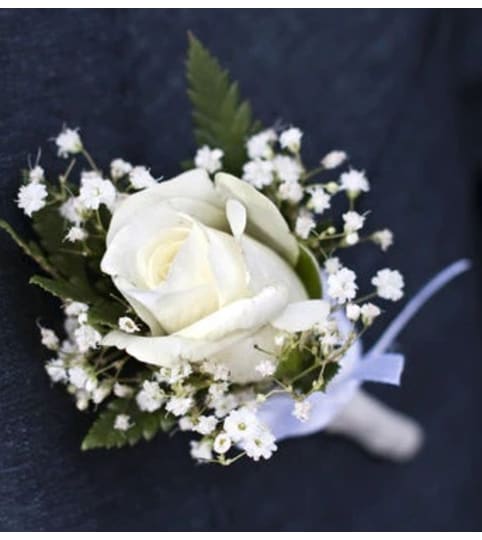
0,35,404,465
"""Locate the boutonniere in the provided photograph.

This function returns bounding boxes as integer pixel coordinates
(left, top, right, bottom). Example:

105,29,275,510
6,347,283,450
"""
1,35,468,465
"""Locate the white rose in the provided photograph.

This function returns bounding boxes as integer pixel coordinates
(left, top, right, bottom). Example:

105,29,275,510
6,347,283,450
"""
101,169,328,383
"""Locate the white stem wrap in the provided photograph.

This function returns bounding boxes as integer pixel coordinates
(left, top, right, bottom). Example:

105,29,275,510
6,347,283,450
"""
258,259,470,461
326,389,424,461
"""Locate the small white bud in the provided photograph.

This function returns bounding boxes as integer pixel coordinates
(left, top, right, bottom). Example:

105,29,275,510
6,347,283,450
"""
346,303,361,322
118,316,140,334
372,229,394,251
92,383,111,404
345,232,359,245
56,127,82,158
75,392,89,411
28,165,45,183
279,127,303,153
360,303,381,325
114,414,132,431
321,150,347,169
295,212,315,240
213,433,232,454
40,327,59,351
325,182,340,195
65,226,87,243
110,158,132,180
113,383,133,398
255,360,276,378
179,416,194,431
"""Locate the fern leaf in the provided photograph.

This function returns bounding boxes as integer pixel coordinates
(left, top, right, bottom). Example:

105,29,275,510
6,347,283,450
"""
186,33,262,176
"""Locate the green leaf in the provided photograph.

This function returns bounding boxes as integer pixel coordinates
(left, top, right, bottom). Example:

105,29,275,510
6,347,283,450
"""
32,205,66,254
295,243,322,299
87,299,126,329
186,33,262,176
320,362,341,391
32,205,91,282
81,399,174,451
34,203,116,301
275,348,306,381
0,219,57,276
30,275,95,303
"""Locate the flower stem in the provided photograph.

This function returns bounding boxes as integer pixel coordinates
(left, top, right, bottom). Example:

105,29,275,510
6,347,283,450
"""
81,148,100,172
354,291,377,304
302,165,325,182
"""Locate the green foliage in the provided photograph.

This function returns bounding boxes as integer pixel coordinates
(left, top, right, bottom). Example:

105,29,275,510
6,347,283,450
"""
186,33,262,176
32,205,92,287
275,338,342,395
30,201,117,305
32,205,66,254
4,183,123,319
81,399,175,451
29,275,95,304
275,347,307,381
320,362,341,391
0,219,56,276
295,244,322,299
87,299,127,329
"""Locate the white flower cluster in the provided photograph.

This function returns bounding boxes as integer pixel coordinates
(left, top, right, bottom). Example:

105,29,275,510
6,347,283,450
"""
42,301,111,410
78,171,116,211
130,354,278,464
42,299,146,413
327,264,404,307
242,128,305,202
59,167,118,245
16,127,165,252
233,127,384,248
190,406,278,462
234,129,403,326
16,163,48,217
222,407,276,461
110,158,158,189
194,146,224,174
346,302,381,325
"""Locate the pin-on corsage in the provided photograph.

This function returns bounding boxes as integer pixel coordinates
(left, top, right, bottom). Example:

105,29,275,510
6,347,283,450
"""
1,34,469,465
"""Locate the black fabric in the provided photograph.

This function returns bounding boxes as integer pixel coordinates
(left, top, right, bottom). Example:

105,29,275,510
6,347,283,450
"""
0,8,481,531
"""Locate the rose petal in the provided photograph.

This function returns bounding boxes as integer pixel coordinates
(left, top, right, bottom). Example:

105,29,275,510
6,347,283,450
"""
102,331,186,366
122,223,219,333
107,169,226,244
101,206,193,287
241,235,307,302
103,284,289,369
203,226,250,306
212,326,278,384
112,276,164,335
271,300,331,332
177,284,288,341
215,172,299,265
128,284,219,335
226,198,247,238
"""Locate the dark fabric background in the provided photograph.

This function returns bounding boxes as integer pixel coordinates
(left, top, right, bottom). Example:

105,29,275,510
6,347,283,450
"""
0,8,481,531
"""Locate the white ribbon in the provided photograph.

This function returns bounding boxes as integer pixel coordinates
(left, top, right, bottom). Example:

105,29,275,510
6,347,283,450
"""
258,259,471,442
